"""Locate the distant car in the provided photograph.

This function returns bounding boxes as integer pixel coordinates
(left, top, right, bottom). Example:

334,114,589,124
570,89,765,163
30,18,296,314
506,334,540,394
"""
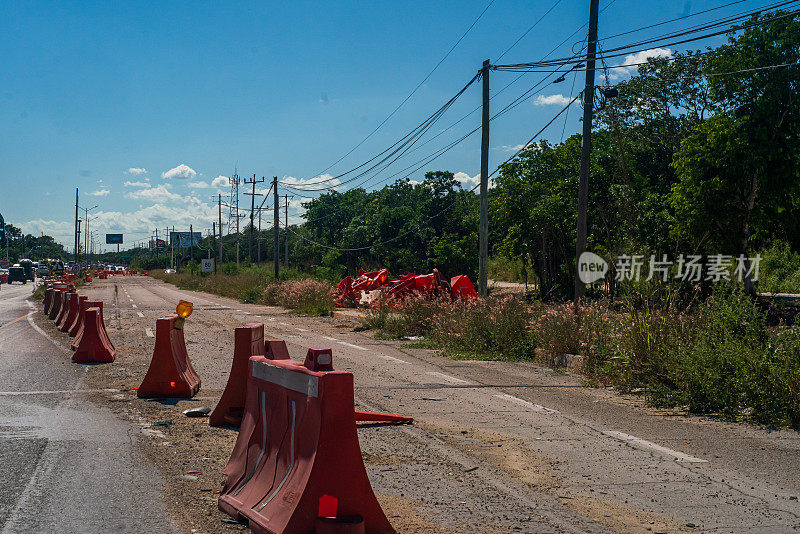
19,259,35,281
164,268,176,274
38,266,51,277
7,266,26,284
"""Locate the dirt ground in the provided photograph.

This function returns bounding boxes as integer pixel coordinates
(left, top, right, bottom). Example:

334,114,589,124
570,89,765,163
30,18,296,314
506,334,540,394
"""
31,275,800,534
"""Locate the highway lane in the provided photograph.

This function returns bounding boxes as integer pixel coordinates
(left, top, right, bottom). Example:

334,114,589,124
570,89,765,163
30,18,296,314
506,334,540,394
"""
93,275,800,533
0,282,178,533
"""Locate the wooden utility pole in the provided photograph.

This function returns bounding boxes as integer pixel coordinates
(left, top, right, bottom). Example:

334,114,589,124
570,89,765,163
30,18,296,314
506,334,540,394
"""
273,176,279,280
284,195,289,268
74,188,79,264
218,194,223,266
190,224,194,263
244,174,265,263
479,59,490,297
574,0,600,301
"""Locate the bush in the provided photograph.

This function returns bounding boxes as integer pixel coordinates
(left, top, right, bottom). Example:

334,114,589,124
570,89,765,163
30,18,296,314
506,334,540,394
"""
262,279,335,316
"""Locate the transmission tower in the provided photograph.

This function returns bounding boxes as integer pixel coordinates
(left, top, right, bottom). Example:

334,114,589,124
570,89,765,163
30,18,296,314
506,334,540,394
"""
227,170,243,235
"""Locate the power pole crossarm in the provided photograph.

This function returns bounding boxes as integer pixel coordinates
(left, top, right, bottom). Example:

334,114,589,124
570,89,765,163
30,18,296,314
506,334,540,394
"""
574,0,600,301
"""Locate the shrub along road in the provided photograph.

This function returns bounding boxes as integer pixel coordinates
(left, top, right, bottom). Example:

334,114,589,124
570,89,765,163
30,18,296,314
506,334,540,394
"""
30,275,800,533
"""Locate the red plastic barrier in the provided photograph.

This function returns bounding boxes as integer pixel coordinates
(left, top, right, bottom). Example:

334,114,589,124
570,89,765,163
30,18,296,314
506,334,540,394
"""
43,288,54,315
450,275,478,300
71,301,104,350
137,315,201,398
354,411,413,424
58,292,80,332
48,289,65,321
72,307,115,363
219,348,394,534
210,324,286,428
67,296,89,337
55,289,75,326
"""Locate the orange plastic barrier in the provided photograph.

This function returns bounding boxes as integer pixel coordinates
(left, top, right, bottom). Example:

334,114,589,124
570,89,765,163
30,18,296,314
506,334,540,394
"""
43,288,54,315
48,289,64,320
219,348,394,534
58,292,80,332
67,296,89,337
56,289,75,326
72,307,115,363
354,411,413,424
450,275,478,299
137,315,201,398
210,325,290,428
71,301,103,350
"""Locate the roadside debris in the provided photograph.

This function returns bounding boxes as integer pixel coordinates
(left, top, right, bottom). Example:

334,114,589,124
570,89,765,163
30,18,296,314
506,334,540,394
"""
182,406,212,417
336,267,478,307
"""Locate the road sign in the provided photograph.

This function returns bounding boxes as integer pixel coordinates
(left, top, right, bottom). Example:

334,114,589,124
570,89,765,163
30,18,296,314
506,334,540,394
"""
170,232,202,249
106,233,123,244
201,259,215,273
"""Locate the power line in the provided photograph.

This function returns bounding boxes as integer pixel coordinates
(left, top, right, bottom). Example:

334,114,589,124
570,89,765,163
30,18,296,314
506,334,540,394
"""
288,95,578,252
302,0,497,181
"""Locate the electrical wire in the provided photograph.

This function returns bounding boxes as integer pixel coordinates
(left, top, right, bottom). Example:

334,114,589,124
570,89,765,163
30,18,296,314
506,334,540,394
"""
287,95,578,252
300,0,497,182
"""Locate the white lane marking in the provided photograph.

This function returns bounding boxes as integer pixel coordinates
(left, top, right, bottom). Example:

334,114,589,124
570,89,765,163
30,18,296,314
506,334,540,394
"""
132,304,137,308
494,393,560,414
375,353,411,364
337,341,368,351
267,318,276,322
128,298,133,302
296,327,309,332
25,313,69,353
426,371,471,385
145,328,154,338
601,430,708,463
321,335,339,341
137,312,145,318
243,311,251,315
0,388,119,396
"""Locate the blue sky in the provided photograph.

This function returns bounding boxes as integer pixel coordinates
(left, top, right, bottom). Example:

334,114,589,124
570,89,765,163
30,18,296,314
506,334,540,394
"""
0,0,744,250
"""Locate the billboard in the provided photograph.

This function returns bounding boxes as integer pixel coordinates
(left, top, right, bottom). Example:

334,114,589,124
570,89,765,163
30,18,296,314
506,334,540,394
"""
170,232,202,249
105,233,123,244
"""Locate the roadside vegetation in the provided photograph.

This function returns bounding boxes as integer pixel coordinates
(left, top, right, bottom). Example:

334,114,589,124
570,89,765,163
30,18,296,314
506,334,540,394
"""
365,286,800,428
149,263,335,316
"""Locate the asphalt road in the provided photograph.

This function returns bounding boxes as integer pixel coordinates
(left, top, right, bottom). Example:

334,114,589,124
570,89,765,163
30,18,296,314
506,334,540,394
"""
0,282,177,533
78,275,800,533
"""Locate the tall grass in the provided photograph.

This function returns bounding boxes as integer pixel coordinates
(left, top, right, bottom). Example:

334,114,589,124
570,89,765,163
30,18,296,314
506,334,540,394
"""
364,286,800,428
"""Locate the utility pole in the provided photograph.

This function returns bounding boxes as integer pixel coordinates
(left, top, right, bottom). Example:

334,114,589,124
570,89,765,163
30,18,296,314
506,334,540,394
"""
218,194,223,266
212,222,216,272
273,176,279,280
478,59,490,297
243,174,265,263
171,225,175,269
74,188,79,264
574,0,600,301
190,224,194,263
284,195,289,268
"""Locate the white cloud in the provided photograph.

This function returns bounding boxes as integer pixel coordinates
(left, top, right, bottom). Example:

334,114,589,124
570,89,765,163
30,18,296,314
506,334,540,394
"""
533,94,575,106
211,175,230,188
281,173,342,190
608,48,673,80
125,184,182,202
127,167,147,175
89,188,110,197
496,144,536,152
454,171,494,190
187,181,211,189
161,164,197,180
124,180,150,187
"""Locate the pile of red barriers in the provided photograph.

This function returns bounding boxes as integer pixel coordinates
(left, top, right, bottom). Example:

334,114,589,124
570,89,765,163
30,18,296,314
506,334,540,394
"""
336,267,478,307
